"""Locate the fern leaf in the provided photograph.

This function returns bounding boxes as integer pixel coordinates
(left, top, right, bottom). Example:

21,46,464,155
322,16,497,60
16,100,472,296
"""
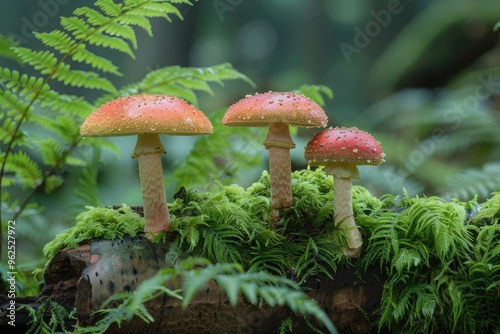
38,90,94,116
13,48,59,75
116,13,153,35
4,151,43,189
0,34,20,62
71,45,121,75
61,16,94,40
36,30,76,54
126,1,185,22
116,63,254,105
37,138,63,166
85,30,134,58
293,84,334,106
73,151,104,208
439,162,500,201
53,65,117,93
0,86,30,119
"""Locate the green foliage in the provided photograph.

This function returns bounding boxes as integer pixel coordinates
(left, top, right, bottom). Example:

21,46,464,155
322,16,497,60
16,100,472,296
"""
356,191,499,333
35,167,500,333
438,162,500,201
169,108,263,190
106,62,255,106
72,257,338,334
293,84,334,106
42,205,144,262
20,298,76,334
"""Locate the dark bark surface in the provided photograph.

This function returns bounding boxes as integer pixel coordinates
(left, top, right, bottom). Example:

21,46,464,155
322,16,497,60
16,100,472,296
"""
0,235,384,333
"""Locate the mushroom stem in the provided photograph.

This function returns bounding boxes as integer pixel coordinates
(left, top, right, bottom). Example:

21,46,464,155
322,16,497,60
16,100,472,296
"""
133,134,170,234
332,176,362,258
267,146,293,210
264,123,296,221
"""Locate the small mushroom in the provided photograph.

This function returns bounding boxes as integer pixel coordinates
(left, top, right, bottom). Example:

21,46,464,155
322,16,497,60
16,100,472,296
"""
80,94,213,235
222,91,327,221
304,127,385,258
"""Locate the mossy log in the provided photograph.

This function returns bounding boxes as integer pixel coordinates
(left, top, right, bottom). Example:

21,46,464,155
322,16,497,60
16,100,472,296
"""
0,235,384,333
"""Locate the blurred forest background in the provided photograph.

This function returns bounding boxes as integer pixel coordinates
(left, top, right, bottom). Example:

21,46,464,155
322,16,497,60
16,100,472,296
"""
1,0,500,287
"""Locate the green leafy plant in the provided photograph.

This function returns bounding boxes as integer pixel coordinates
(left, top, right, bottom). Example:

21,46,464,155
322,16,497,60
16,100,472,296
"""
20,297,76,334
71,257,338,334
33,168,500,333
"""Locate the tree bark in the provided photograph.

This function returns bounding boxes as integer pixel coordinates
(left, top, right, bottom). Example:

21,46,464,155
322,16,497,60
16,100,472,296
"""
0,235,384,333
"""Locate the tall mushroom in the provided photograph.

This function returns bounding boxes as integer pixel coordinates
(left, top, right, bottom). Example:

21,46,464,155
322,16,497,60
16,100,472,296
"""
304,127,385,258
222,92,328,221
80,94,213,234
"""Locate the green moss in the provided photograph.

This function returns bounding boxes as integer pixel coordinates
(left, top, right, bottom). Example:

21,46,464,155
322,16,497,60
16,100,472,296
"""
43,204,144,261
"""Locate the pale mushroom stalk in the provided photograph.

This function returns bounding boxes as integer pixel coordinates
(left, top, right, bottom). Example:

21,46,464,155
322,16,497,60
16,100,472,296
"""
324,164,363,258
132,134,170,233
263,123,295,214
305,127,385,258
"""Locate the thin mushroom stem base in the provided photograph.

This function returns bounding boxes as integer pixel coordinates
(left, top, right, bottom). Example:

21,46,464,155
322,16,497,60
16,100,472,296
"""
267,145,293,218
136,152,171,234
333,176,362,258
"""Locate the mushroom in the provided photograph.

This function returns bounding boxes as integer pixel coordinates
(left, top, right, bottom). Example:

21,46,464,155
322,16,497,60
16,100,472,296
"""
304,127,385,258
222,91,327,220
80,94,213,234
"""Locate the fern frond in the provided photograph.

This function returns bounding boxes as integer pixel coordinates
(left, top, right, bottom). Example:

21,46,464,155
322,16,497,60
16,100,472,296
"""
0,85,30,117
51,63,117,93
113,63,255,105
21,298,76,334
0,34,20,62
0,67,46,100
73,150,104,208
439,162,500,201
71,45,121,75
37,90,93,116
13,48,58,75
4,151,43,189
73,7,137,49
293,83,334,106
35,30,76,54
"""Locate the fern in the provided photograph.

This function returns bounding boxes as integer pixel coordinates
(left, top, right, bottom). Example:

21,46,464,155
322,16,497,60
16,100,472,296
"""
439,162,500,201
21,298,76,334
72,257,338,334
105,62,255,105
293,83,334,106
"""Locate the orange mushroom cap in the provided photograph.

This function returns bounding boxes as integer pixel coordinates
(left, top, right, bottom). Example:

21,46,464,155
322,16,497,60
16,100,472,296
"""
80,94,213,137
222,91,327,127
305,127,385,166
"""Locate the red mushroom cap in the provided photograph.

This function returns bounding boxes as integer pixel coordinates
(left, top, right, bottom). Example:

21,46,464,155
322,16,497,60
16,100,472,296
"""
305,127,385,166
80,94,213,137
222,91,327,127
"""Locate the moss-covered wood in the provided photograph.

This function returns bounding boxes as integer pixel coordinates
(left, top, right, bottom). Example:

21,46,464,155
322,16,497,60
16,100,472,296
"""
2,168,499,333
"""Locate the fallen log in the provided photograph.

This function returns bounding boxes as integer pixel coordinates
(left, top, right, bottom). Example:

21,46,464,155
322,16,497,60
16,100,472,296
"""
1,235,384,333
